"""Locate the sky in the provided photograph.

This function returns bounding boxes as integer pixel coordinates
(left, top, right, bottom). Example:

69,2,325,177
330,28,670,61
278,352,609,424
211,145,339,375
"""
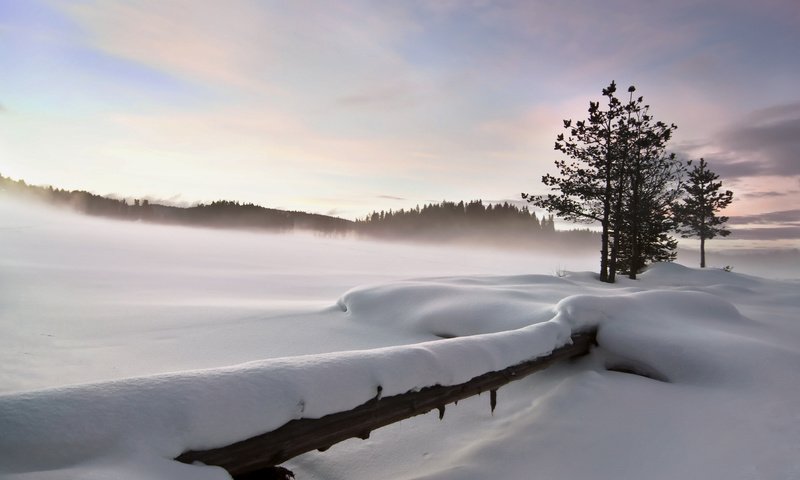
0,0,798,246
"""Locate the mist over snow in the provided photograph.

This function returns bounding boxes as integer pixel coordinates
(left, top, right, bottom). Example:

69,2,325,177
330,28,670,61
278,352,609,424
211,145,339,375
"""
1,196,800,480
676,246,800,280
0,197,597,392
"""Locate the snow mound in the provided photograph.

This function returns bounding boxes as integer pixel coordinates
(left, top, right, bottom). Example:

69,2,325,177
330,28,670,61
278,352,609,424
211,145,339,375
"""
0,310,577,479
404,277,800,480
337,275,571,337
554,290,789,386
639,261,762,288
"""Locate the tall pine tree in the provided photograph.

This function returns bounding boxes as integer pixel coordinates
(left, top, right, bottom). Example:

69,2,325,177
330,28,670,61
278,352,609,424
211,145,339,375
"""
523,81,625,282
674,158,733,268
525,82,680,282
616,87,681,279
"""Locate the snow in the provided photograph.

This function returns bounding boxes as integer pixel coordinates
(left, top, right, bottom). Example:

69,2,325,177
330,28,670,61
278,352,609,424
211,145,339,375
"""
1,197,799,479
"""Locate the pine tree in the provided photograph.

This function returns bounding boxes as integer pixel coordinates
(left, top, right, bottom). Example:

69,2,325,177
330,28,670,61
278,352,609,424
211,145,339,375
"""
523,81,626,282
525,81,680,282
615,157,682,275
674,158,733,268
615,87,681,279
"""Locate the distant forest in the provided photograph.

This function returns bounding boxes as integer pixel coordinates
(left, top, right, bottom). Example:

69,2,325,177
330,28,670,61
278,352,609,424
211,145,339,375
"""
355,200,587,247
0,174,595,249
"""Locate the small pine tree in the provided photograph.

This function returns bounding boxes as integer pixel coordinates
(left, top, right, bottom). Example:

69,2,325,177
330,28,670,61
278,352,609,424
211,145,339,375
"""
674,158,733,268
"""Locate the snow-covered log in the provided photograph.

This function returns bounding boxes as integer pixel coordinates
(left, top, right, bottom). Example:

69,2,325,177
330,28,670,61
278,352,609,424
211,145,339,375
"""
176,330,596,476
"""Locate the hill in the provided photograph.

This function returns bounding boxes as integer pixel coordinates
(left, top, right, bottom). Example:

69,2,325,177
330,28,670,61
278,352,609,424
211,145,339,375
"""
0,174,595,249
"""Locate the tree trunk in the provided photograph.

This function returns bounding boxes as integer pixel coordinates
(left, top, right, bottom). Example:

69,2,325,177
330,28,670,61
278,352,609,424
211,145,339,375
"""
700,236,706,268
601,120,614,283
700,215,707,268
608,185,625,284
625,122,646,280
600,163,612,283
608,233,617,283
628,171,641,280
600,220,609,282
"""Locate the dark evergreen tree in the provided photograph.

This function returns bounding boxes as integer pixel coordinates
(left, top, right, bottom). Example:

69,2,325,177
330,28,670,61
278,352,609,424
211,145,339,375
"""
615,156,683,275
615,87,681,279
674,158,733,268
523,81,626,282
525,82,681,282
358,199,545,241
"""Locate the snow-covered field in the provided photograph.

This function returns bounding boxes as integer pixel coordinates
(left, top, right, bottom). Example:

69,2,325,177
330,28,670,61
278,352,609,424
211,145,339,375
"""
1,198,799,480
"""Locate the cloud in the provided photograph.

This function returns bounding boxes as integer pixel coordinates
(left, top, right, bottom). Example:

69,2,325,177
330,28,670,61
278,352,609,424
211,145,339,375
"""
710,102,800,179
728,209,800,226
377,195,406,201
56,1,274,91
727,226,800,241
57,1,420,98
741,190,798,200
337,82,421,109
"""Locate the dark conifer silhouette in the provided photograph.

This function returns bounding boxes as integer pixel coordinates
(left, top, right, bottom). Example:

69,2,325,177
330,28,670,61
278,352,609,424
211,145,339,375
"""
524,82,681,282
674,158,733,268
0,174,594,249
359,200,538,238
0,174,351,234
615,86,681,279
523,81,624,282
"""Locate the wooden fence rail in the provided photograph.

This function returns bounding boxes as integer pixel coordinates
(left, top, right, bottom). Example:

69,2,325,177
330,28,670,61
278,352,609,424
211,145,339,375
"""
176,329,597,477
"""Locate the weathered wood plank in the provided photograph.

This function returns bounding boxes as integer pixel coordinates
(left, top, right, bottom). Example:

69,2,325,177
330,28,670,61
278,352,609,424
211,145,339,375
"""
177,329,596,475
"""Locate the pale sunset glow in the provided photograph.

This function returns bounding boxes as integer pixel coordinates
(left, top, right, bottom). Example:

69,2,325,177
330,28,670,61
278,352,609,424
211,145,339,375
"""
3,4,800,478
1,0,798,244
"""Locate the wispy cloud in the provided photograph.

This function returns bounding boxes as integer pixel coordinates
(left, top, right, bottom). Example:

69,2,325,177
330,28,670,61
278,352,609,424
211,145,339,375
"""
714,103,800,178
56,1,421,97
729,209,800,226
336,82,421,109
741,190,798,200
56,1,273,91
728,226,800,241
676,102,800,181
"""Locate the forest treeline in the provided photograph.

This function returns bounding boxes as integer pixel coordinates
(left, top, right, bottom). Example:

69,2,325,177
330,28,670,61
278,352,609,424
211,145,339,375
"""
0,174,352,233
356,200,594,248
0,174,595,249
